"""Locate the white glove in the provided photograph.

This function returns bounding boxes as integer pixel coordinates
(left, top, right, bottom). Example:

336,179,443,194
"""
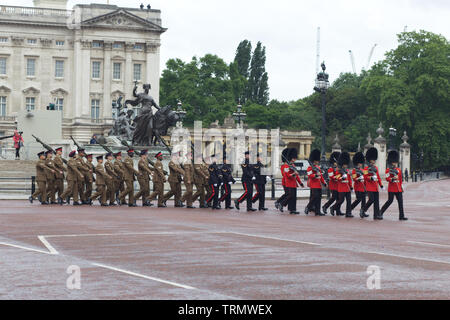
228,181,232,185
372,176,378,182
266,176,271,182
214,184,217,187
252,177,256,181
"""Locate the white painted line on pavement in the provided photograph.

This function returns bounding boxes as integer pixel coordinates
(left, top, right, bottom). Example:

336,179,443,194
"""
43,231,210,238
366,251,450,265
0,241,53,255
225,231,322,246
37,236,59,255
92,263,197,290
407,241,450,249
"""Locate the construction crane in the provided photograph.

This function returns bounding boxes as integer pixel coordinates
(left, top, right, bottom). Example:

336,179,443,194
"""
316,27,321,75
365,44,377,71
348,50,356,74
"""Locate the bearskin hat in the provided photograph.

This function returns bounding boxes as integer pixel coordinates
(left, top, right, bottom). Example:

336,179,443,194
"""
288,148,298,161
387,150,400,164
329,152,341,165
309,149,321,162
282,148,290,162
366,147,378,161
338,152,350,166
352,152,365,166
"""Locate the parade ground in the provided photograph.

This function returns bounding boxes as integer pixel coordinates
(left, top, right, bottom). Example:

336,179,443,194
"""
0,179,449,300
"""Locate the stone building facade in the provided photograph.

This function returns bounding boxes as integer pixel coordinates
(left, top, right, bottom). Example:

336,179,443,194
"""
0,0,165,142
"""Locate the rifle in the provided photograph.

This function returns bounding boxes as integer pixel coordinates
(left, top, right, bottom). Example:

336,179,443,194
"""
0,135,14,141
388,164,402,191
307,160,326,187
281,152,304,188
368,163,378,182
120,140,168,175
70,136,83,151
32,134,67,164
99,143,114,154
354,167,366,192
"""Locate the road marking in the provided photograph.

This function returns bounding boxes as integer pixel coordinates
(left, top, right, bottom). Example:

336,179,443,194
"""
407,241,450,249
366,251,450,265
37,236,59,255
225,232,321,246
92,263,197,290
43,231,208,238
0,242,53,255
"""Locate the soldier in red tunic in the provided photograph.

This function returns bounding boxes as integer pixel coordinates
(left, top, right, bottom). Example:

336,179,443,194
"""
322,152,340,216
330,152,354,218
351,152,369,219
380,150,408,221
275,148,290,213
277,148,304,214
305,149,326,216
361,148,384,220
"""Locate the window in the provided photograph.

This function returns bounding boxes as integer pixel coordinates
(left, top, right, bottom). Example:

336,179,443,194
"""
134,44,143,50
91,99,100,119
113,62,121,80
92,61,101,79
55,60,64,78
113,43,122,49
26,58,36,77
133,64,141,81
92,41,102,48
0,37,8,43
0,57,6,75
26,97,35,111
55,98,63,112
56,40,65,46
27,39,37,44
0,96,6,116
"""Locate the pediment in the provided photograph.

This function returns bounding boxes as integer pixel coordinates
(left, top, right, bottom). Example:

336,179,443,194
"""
50,88,69,95
22,87,40,95
81,9,166,33
0,85,11,93
111,90,124,97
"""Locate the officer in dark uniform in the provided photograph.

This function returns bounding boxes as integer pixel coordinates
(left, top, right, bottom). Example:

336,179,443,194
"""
219,155,235,209
252,153,269,211
206,154,222,209
235,151,257,212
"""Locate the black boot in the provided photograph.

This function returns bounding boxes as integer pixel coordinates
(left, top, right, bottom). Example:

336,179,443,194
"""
234,200,240,210
29,196,33,204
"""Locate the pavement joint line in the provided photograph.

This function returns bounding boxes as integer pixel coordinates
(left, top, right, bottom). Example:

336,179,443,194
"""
91,262,197,290
221,231,322,246
42,231,216,238
406,241,450,248
365,251,450,265
37,236,59,255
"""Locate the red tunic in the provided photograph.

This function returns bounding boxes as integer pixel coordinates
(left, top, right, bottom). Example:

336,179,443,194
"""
307,165,325,189
336,168,353,193
327,167,338,191
385,167,403,193
352,168,366,192
364,165,383,192
281,163,303,188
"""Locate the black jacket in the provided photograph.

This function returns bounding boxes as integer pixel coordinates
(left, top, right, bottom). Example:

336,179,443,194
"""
253,161,267,185
208,163,222,185
241,159,254,183
221,164,235,184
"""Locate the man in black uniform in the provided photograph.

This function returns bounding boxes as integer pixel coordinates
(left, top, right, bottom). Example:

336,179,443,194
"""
219,155,235,209
252,153,269,211
235,151,257,212
206,154,222,209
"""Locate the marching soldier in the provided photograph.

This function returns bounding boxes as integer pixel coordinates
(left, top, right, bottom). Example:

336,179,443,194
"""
163,152,185,207
90,155,110,207
202,158,212,208
84,154,95,204
75,148,90,205
330,152,354,218
235,151,256,212
29,151,55,205
322,152,340,215
135,150,154,206
380,150,408,221
113,152,125,202
59,151,83,206
147,152,166,207
104,152,118,206
305,149,326,216
275,148,290,212
361,147,384,220
44,150,58,204
219,156,235,209
53,147,66,200
192,154,209,208
181,152,195,209
351,152,368,218
119,149,140,207
278,148,305,215
206,154,222,210
252,153,269,211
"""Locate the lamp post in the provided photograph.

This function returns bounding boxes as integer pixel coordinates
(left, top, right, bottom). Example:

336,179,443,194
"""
174,100,186,128
232,102,247,129
388,127,397,153
314,62,330,164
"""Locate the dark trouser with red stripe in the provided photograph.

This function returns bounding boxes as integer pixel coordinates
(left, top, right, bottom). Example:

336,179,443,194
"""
380,192,404,218
238,182,253,210
277,186,288,205
332,192,352,215
323,189,338,210
220,183,232,208
363,191,380,218
252,183,265,209
207,184,220,208
306,188,322,213
351,191,366,210
280,187,297,211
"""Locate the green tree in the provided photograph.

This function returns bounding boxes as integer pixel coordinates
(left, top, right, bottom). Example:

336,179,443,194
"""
234,40,252,78
248,42,269,105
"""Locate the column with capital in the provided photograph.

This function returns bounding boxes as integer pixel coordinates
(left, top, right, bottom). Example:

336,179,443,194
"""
103,41,112,121
80,39,91,119
125,42,134,98
145,40,161,104
399,131,411,175
72,36,83,120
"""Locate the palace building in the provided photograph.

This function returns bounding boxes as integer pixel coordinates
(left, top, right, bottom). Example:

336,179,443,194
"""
0,0,166,141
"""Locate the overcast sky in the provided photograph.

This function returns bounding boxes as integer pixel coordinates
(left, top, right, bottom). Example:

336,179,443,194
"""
5,0,450,101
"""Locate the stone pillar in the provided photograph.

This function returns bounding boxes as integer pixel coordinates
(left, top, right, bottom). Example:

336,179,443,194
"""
373,123,387,175
125,42,134,98
364,133,373,154
305,143,311,158
331,134,342,153
103,41,112,120
145,40,161,104
72,36,83,120
80,40,91,119
399,131,411,175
